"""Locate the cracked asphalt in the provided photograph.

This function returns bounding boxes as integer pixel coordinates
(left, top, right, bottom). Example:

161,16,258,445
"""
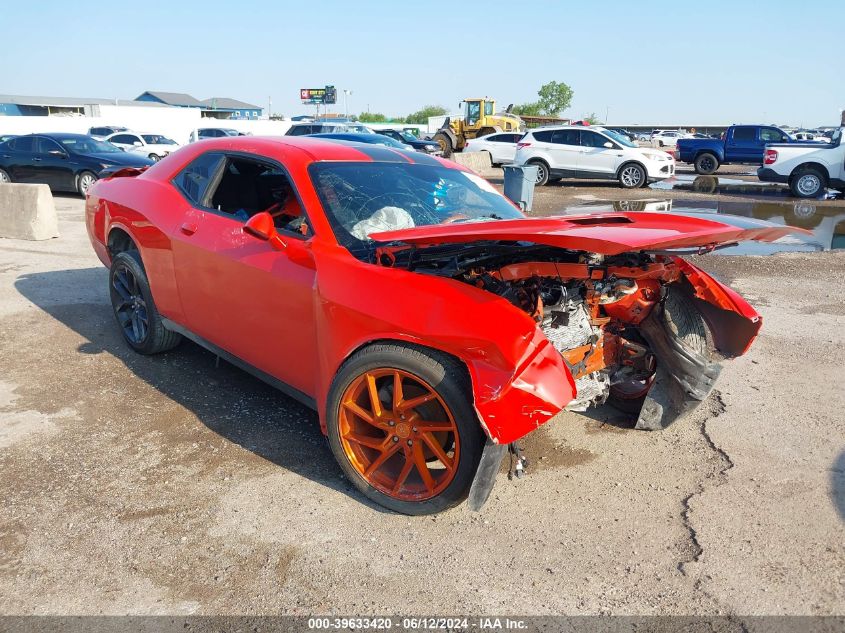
0,191,843,616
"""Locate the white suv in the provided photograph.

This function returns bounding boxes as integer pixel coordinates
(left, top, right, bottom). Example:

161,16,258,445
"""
515,126,675,188
652,130,689,147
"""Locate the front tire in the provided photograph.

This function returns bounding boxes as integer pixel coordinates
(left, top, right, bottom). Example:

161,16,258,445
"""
148,153,161,162
327,343,484,515
0,168,11,183
790,168,826,198
77,171,97,196
694,152,719,175
109,251,182,354
619,163,646,189
433,132,453,159
609,290,710,416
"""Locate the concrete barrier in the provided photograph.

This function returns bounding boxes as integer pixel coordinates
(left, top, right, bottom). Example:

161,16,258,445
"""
451,151,494,174
0,184,59,240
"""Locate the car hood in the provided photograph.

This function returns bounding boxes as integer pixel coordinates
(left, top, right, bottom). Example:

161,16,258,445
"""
88,152,154,166
370,212,808,255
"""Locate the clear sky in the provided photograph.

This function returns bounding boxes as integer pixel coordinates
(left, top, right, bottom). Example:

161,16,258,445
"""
1,0,842,126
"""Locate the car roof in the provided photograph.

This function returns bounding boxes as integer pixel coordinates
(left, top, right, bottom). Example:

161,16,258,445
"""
310,133,393,143
528,125,607,133
22,132,92,140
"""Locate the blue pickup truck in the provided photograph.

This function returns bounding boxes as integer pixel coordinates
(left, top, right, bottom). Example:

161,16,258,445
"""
676,125,792,174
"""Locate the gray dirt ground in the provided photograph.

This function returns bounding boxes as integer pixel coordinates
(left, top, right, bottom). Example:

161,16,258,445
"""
0,185,843,617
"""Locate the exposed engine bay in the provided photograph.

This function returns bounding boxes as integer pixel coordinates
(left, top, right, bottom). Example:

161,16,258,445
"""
375,241,732,428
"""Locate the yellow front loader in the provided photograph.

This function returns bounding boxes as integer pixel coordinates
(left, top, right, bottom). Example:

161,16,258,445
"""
433,98,524,158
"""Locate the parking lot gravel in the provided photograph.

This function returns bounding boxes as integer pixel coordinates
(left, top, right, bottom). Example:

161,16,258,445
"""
0,189,843,616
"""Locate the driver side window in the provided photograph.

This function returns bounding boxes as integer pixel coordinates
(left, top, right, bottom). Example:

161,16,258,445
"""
580,131,613,148
205,155,311,237
35,137,64,154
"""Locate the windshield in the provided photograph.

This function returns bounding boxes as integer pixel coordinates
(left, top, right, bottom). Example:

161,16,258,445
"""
142,134,176,145
60,137,123,153
603,129,637,148
310,162,524,255
399,131,418,142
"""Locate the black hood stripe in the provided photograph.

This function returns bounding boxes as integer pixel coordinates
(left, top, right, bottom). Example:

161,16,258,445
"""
350,144,413,163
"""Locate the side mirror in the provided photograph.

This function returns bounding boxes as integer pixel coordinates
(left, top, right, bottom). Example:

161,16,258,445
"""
603,142,614,149
243,212,286,250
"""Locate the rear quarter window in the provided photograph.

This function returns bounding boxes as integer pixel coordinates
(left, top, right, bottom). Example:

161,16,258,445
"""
732,127,756,142
173,152,225,206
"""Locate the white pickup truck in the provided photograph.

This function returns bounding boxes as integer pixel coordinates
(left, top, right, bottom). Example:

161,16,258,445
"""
758,126,844,197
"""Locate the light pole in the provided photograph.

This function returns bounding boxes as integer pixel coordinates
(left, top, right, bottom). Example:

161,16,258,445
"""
343,89,353,119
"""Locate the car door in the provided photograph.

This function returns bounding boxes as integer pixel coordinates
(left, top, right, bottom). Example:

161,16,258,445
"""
726,126,759,162
1,136,37,182
486,134,516,164
169,151,319,397
33,136,75,190
577,130,623,178
544,129,580,175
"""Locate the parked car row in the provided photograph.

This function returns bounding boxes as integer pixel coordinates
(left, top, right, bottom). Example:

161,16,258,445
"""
0,133,155,195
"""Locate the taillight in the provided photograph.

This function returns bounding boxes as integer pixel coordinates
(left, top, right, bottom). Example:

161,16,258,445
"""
764,149,778,165
517,142,531,148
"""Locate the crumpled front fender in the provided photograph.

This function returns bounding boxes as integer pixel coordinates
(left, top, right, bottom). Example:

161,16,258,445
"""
674,257,762,357
464,327,575,445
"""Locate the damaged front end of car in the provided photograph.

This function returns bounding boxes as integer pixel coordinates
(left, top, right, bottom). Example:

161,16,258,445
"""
369,212,800,507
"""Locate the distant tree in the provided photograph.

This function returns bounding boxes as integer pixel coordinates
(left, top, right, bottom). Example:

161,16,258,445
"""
583,112,603,125
537,81,574,117
404,105,448,124
358,112,388,123
511,102,543,117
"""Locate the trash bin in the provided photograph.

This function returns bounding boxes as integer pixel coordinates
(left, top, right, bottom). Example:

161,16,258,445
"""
502,164,539,212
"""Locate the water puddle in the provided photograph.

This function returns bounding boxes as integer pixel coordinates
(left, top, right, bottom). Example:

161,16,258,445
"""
537,198,845,254
649,174,842,199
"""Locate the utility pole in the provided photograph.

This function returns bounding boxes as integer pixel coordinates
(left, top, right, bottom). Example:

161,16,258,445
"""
343,89,352,119
268,96,271,119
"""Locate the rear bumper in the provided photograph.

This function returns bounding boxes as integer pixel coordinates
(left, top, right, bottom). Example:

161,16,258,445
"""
757,167,789,183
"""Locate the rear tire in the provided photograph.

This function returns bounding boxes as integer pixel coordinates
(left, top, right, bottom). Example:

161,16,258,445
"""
0,168,10,183
326,343,484,515
790,167,826,198
694,152,719,175
529,160,550,186
109,251,182,354
148,153,161,162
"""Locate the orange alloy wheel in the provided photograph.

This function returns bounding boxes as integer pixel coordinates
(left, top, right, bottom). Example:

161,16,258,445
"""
338,368,460,501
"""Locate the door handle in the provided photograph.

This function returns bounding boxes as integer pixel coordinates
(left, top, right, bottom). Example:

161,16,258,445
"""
33,157,42,162
180,222,198,236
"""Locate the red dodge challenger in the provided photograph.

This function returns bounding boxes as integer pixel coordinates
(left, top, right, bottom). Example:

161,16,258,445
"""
85,136,797,514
